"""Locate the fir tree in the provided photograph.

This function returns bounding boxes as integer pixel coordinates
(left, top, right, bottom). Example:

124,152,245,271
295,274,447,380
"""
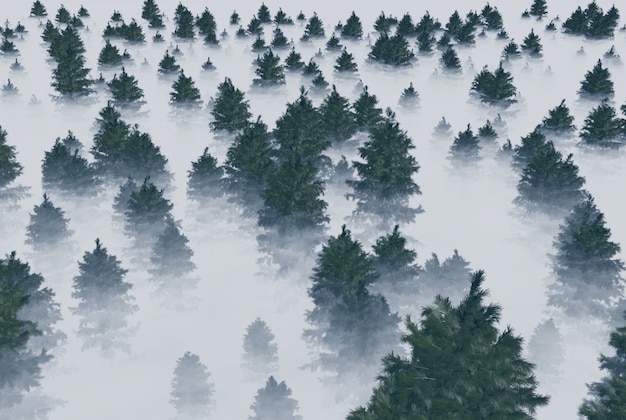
50,26,93,98
209,77,252,132
173,4,195,39
0,37,17,54
124,178,173,244
502,40,522,60
579,59,614,98
250,376,302,420
120,20,145,43
471,62,517,105
115,126,170,185
579,312,626,418
310,72,329,94
478,120,498,143
230,11,241,25
440,47,461,72
25,194,72,251
253,49,285,87
170,71,202,108
41,21,59,43
196,8,217,39
347,110,422,225
541,100,576,134
247,17,263,36
527,319,565,380
274,8,293,26
108,67,145,109
304,226,400,374
149,219,196,290
187,147,224,201
55,5,71,24
90,103,130,178
398,82,419,108
142,0,162,23
158,50,181,76
170,352,215,418
433,116,453,137
325,34,342,51
341,11,363,39
369,33,415,66
301,13,325,40
71,239,136,352
348,271,549,419
445,10,464,37
0,126,23,191
98,40,123,67
271,29,289,49
530,0,548,18
415,11,442,33
419,250,472,302
301,59,320,77
257,3,272,24
482,4,504,30
512,128,551,173
370,225,420,295
353,86,384,132
579,100,625,148
395,13,416,37
30,0,47,17
374,12,397,34
284,48,304,70
521,29,543,56
417,30,436,53
514,141,586,216
548,195,625,320
251,36,267,52
41,138,101,196
113,178,138,216
242,318,279,377
449,124,481,161
563,2,620,38
77,5,89,17
334,49,357,73
319,85,356,143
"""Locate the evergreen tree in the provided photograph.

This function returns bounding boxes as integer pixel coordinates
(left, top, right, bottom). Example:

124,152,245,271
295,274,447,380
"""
530,0,548,17
341,11,363,39
301,13,325,40
142,0,162,23
548,195,625,320
398,82,419,108
170,71,202,108
369,33,415,66
251,36,267,52
196,8,217,41
478,120,498,143
445,10,464,37
250,376,301,420
284,48,304,71
90,103,130,178
521,29,543,56
149,219,196,290
353,86,383,131
55,5,71,24
50,26,93,98
25,194,72,251
242,318,279,377
512,128,551,172
370,225,420,295
0,37,18,54
325,34,342,51
158,50,181,76
579,59,614,98
301,59,321,77
579,312,626,418
319,85,356,143
541,100,576,134
449,124,481,161
394,13,415,37
310,72,329,94
41,138,101,196
347,110,422,225
502,40,522,60
247,17,263,36
257,3,272,24
527,318,565,380
373,12,397,34
419,250,472,303
71,239,136,352
113,178,138,216
209,77,252,132
0,126,23,191
108,67,145,109
304,226,400,374
98,40,123,67
579,100,625,148
41,21,60,43
440,47,461,72
173,4,195,39
186,147,224,201
271,29,289,49
170,352,215,418
230,11,241,25
563,2,620,38
433,116,453,137
334,49,357,73
119,20,145,44
515,141,586,216
253,49,285,87
30,0,47,17
471,62,517,105
415,11,442,34
77,6,89,17
274,8,293,26
348,271,549,419
481,4,504,30
124,179,173,244
416,30,436,53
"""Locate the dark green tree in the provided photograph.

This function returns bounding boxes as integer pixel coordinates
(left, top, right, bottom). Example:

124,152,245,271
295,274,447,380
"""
416,31,436,53
579,312,626,418
334,49,357,73
449,124,481,161
50,26,93,98
325,34,342,51
353,86,383,131
440,47,461,72
170,352,215,418
30,0,47,17
142,0,162,23
548,195,625,320
481,4,504,29
108,67,145,109
563,2,620,38
530,0,548,17
230,11,241,25
284,48,304,70
398,82,419,108
370,225,420,295
374,12,397,33
242,318,279,377
579,100,625,148
521,29,543,56
257,3,272,24
113,178,138,217
209,77,252,132
512,128,551,172
369,33,415,66
253,49,285,87
196,8,217,38
25,194,72,251
271,29,289,48
0,126,22,191
301,13,325,40
478,120,498,143
247,16,263,36
541,100,576,134
348,111,421,225
502,40,522,60
170,71,201,108
579,59,614,98
158,50,181,76
124,179,173,243
348,271,549,419
274,8,293,26
419,250,472,303
41,138,101,196
395,13,416,37
41,21,59,43
90,103,130,178
187,147,224,201
319,85,356,143
98,40,123,67
173,4,195,39
250,376,301,420
415,11,441,33
471,62,517,105
341,11,363,39
445,10,464,37
55,5,70,24
149,219,196,291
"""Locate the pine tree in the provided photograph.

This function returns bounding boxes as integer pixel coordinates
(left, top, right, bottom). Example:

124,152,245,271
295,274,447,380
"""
440,47,461,72
271,29,288,49
548,195,625,319
370,225,420,295
209,77,252,132
415,11,442,33
230,11,241,25
113,126,170,185
341,11,363,39
124,179,173,244
257,3,272,24
50,26,93,98
119,20,145,43
173,4,195,39
113,178,139,216
310,72,329,94
55,5,71,24
30,0,47,17
579,59,614,98
449,124,481,161
98,40,123,67
417,31,436,53
563,2,620,38
108,67,145,109
373,12,397,34
242,318,279,377
253,49,285,87
170,71,201,108
471,62,517,105
247,16,263,36
530,0,548,17
301,59,320,77
71,239,136,352
512,128,551,173
334,49,357,73
158,50,181,76
0,126,23,191
579,312,626,418
251,36,267,52
149,219,196,290
41,138,101,197
284,48,304,70
527,318,565,380
41,21,60,43
301,13,325,40
541,100,576,134
478,120,498,143
419,250,472,303
170,352,215,418
274,8,293,26
515,141,586,216
187,147,224,201
502,40,521,60
25,194,72,251
398,82,419,108
521,29,543,56
353,86,383,131
579,100,625,148
348,271,549,419
142,0,162,23
250,376,302,420
195,8,217,39
90,103,130,178
481,4,504,30
395,13,416,37
319,85,356,143
325,34,342,51
433,116,453,137
369,33,415,66
347,110,422,225
304,226,400,374
445,10,464,37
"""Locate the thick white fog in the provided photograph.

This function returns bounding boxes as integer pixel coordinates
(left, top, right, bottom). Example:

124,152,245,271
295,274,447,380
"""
1,0,625,418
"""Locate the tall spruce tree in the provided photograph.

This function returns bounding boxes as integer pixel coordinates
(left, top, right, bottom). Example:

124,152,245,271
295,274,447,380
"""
25,194,72,251
242,318,279,378
563,2,620,38
304,225,400,375
353,86,384,131
521,29,543,56
209,77,252,132
186,147,224,201
284,48,304,71
301,13,325,40
30,0,47,17
50,26,93,98
341,11,363,39
579,99,625,148
113,178,138,217
530,0,548,17
318,85,356,143
347,110,422,226
249,376,302,420
334,49,358,73
170,352,215,418
579,59,614,98
547,195,625,320
124,178,173,244
370,225,420,296
170,71,202,108
108,67,145,109
348,271,549,419
98,40,123,67
158,50,181,76
253,49,285,87
512,128,550,173
440,47,461,72
42,138,101,197
173,4,195,39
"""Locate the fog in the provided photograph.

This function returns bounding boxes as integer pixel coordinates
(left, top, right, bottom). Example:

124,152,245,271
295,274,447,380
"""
1,0,625,418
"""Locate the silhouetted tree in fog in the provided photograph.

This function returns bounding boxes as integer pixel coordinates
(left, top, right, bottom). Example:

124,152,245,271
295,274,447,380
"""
170,71,202,108
30,1,47,17
113,178,139,217
149,219,197,292
108,67,145,110
209,78,252,132
42,138,101,197
0,126,25,202
540,100,576,135
419,249,472,303
449,124,481,162
249,376,302,420
352,86,383,132
579,100,625,148
173,4,195,39
318,85,356,144
124,178,173,246
26,194,73,252
470,62,517,105
170,352,215,418
187,147,224,202
529,0,548,18
242,318,279,378
370,225,420,296
579,60,614,99
527,318,565,382
563,2,619,38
